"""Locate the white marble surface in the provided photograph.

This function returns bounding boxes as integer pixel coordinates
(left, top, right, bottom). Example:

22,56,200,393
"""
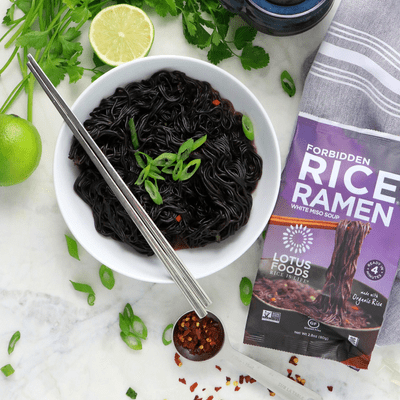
1,1,400,399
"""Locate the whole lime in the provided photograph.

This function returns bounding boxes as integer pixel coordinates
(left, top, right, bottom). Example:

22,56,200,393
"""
0,114,42,186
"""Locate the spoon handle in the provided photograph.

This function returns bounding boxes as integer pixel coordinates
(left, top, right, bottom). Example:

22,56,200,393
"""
224,345,323,400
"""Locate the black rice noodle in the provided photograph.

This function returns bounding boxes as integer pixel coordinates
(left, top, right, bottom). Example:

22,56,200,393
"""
68,70,263,256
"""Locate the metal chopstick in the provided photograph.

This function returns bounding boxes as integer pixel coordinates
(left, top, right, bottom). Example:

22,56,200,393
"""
26,54,211,318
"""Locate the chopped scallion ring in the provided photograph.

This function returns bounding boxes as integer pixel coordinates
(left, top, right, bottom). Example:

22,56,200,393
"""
1,364,14,377
99,264,115,290
135,164,151,185
172,159,183,181
242,115,254,141
177,138,194,161
128,118,139,149
192,134,207,151
121,332,142,350
8,331,20,355
179,159,201,181
65,234,80,260
162,323,173,346
134,151,153,169
70,280,96,306
144,180,162,205
153,152,177,167
239,277,253,306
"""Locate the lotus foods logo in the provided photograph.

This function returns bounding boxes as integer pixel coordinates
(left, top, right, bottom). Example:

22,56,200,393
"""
282,224,314,253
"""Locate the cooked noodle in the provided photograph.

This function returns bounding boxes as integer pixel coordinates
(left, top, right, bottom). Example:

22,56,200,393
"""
68,70,262,256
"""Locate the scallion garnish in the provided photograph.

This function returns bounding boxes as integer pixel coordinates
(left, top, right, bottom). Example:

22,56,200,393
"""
8,331,20,355
281,70,296,97
179,159,201,181
242,115,254,141
126,387,138,399
65,234,80,260
162,323,173,346
119,304,148,350
70,280,95,306
177,138,194,161
99,264,115,290
172,159,183,181
239,277,253,306
144,180,162,205
135,164,151,185
153,152,177,167
192,134,207,151
1,364,14,377
129,118,139,150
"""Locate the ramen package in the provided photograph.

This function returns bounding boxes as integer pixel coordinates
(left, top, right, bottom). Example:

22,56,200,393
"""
244,115,400,369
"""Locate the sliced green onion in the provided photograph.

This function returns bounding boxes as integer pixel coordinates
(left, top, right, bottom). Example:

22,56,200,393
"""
134,151,153,169
131,315,148,340
65,234,80,260
179,159,201,181
161,164,174,174
119,313,131,335
153,152,177,167
147,170,165,181
177,138,194,161
121,332,142,350
239,277,253,306
135,164,151,185
126,387,138,399
242,115,254,141
123,303,135,322
8,331,20,355
192,134,207,151
172,159,183,181
281,70,296,97
1,364,14,377
162,323,173,346
99,265,115,290
70,280,95,306
128,118,139,149
144,180,163,205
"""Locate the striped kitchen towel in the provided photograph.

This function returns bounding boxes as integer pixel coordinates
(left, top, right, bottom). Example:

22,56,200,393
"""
299,0,400,346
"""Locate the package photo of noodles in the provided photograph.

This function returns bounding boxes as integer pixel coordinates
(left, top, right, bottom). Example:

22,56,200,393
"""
244,115,400,370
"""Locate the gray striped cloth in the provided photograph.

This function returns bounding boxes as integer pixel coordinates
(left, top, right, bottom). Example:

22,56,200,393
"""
299,0,400,346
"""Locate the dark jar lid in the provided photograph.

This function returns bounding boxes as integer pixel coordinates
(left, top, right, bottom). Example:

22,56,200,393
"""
220,0,335,36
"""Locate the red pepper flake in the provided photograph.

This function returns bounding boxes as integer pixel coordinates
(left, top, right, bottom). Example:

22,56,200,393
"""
327,386,333,392
190,382,198,392
249,377,256,384
289,355,299,365
194,396,202,400
174,352,182,367
234,386,241,392
179,378,186,384
212,99,220,106
226,377,231,385
215,387,222,392
176,214,182,222
215,365,221,371
239,375,244,384
268,389,276,396
244,375,251,383
206,396,214,400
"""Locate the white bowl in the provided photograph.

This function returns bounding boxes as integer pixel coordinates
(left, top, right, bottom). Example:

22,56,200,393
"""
54,55,281,283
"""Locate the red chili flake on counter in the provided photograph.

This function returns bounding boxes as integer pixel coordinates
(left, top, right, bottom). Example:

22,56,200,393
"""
215,365,221,371
328,386,333,392
174,352,182,367
249,377,256,384
239,375,244,384
268,389,276,396
190,382,198,392
289,355,299,365
193,396,202,400
179,378,186,384
234,386,241,392
206,396,214,400
226,377,231,385
212,99,220,106
215,387,222,392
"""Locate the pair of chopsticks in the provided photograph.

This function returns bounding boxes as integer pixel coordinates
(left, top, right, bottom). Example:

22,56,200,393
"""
26,54,211,319
269,215,339,230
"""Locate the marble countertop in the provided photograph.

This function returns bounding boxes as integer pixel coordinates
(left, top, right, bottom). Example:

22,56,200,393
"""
1,1,400,399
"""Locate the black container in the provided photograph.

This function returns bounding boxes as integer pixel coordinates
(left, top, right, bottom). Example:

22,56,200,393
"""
220,0,335,36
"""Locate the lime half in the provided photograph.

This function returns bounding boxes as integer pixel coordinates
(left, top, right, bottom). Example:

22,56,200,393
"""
89,4,154,67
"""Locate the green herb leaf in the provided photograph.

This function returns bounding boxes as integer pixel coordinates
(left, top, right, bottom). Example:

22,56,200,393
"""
144,179,163,205
70,280,95,306
16,30,49,50
8,331,20,355
126,387,138,399
240,44,270,71
99,264,115,290
1,364,14,377
162,323,173,346
239,277,253,306
234,26,257,50
281,70,296,97
208,41,232,65
129,118,139,149
65,234,80,260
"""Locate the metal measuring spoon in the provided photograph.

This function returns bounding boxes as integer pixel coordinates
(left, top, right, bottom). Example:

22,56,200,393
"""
173,311,323,400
